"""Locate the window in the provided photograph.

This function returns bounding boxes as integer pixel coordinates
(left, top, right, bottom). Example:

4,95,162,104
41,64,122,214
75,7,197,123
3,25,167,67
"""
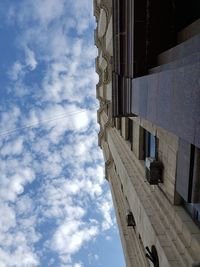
144,130,157,159
176,140,200,226
127,119,133,149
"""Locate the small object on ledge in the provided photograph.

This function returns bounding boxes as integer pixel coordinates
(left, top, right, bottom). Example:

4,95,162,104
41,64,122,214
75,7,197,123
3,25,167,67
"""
126,211,136,227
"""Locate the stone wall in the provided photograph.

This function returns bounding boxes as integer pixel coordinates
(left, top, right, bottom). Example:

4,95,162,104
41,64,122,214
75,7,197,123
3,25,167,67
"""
94,1,200,266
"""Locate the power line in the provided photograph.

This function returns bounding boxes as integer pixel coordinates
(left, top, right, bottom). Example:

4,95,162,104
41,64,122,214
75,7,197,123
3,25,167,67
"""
0,109,89,138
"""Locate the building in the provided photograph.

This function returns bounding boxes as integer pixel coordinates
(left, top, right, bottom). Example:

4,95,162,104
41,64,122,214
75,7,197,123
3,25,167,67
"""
94,0,200,266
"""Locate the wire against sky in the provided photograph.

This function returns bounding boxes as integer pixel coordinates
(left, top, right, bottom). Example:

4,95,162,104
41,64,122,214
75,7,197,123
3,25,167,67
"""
0,109,89,137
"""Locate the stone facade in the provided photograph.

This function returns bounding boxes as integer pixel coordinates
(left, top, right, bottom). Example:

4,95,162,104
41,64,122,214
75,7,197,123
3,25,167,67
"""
94,0,200,266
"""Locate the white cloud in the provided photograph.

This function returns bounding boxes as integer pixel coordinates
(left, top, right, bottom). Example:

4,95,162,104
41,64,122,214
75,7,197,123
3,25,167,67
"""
0,168,35,202
16,195,34,215
0,204,16,232
0,113,114,265
40,48,97,104
31,0,66,24
8,48,37,82
98,192,114,231
52,220,98,259
9,61,24,81
25,47,37,70
0,106,21,138
1,137,24,156
0,247,39,267
66,0,93,34
0,200,40,267
40,179,86,219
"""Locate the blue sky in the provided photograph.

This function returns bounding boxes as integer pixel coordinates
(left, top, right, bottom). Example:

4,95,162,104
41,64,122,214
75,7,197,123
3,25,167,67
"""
0,1,125,266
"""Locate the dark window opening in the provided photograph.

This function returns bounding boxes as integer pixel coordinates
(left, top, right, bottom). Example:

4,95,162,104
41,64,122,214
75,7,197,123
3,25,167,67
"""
114,118,121,131
121,183,123,192
127,119,133,149
113,118,116,128
119,118,121,133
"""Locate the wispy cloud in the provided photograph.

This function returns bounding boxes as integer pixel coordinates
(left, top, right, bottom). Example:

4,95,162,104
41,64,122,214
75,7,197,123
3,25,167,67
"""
25,47,37,70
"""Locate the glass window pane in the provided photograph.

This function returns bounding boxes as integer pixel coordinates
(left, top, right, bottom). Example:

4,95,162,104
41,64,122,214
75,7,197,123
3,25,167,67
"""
150,134,156,158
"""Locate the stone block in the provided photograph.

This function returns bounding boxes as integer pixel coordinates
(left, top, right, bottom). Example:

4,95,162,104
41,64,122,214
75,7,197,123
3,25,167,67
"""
166,148,177,179
168,260,182,267
105,82,112,100
167,134,179,153
182,220,200,247
184,221,200,234
157,234,171,247
156,126,167,140
155,241,172,267
191,234,200,260
163,246,177,261
150,216,165,235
